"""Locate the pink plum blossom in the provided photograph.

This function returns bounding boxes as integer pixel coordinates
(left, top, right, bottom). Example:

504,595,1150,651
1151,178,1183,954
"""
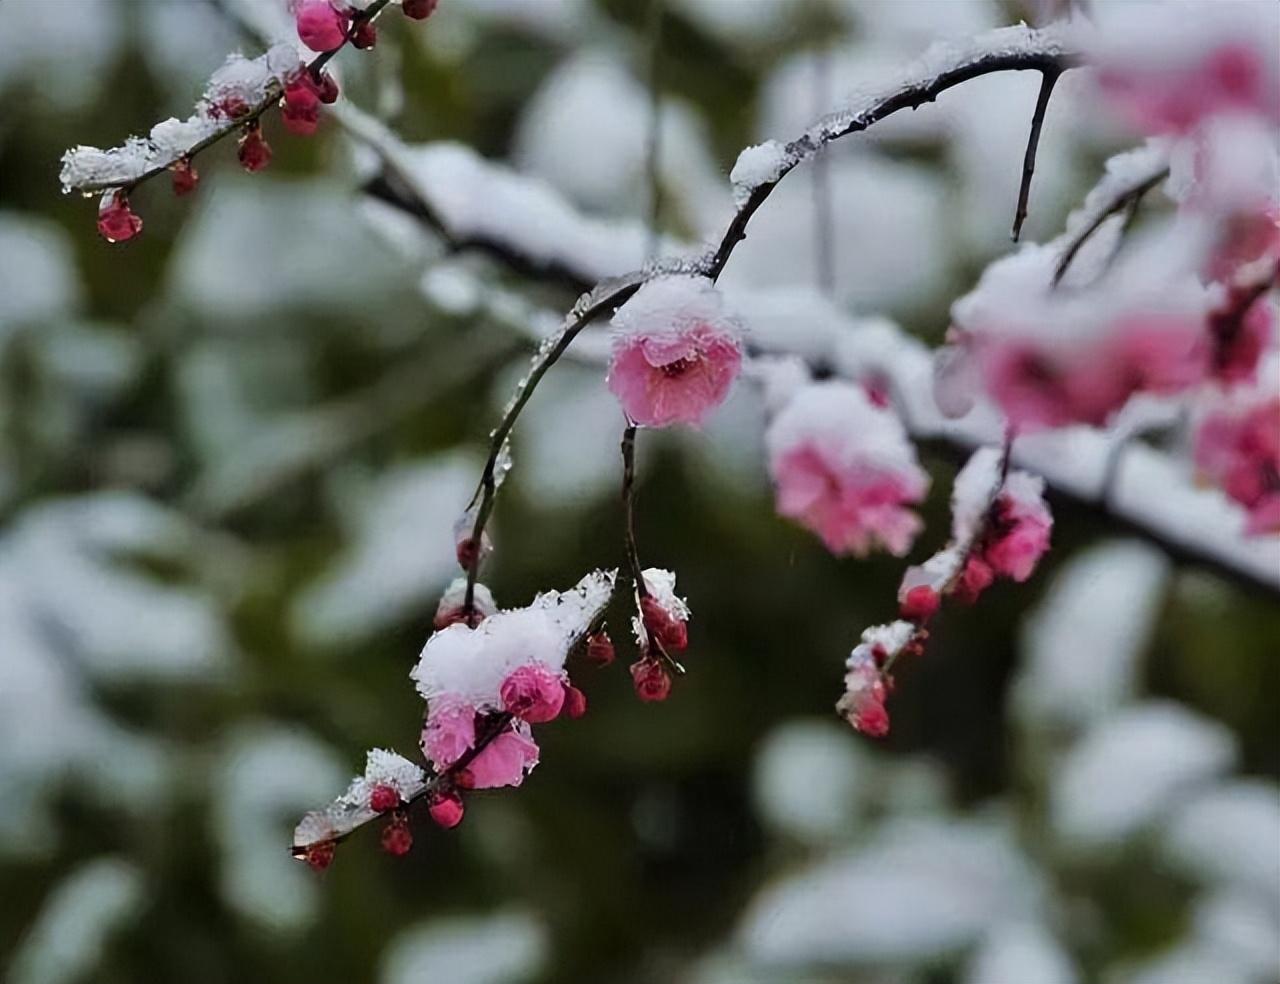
97,192,142,244
1089,3,1280,135
983,490,1054,583
466,723,540,789
839,663,890,738
607,276,743,427
421,700,476,770
499,664,565,723
765,382,928,557
1194,395,1280,535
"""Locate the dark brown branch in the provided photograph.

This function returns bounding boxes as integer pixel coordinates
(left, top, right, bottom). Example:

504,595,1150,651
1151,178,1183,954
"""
1011,67,1061,242
621,423,646,597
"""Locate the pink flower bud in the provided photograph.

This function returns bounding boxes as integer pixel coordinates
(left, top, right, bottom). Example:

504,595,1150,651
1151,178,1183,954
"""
428,790,465,829
281,77,321,136
296,0,350,52
585,630,615,667
380,814,413,855
630,658,671,702
500,664,565,723
237,124,272,173
369,783,400,812
96,192,143,244
563,684,587,719
303,840,336,870
899,585,939,623
352,19,377,49
402,0,439,20
170,158,199,196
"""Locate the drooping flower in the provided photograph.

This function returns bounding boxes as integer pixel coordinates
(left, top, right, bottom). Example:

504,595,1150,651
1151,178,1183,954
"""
585,630,615,666
765,381,928,556
838,661,890,738
428,791,465,829
630,658,671,702
607,275,744,427
402,0,440,21
352,19,378,49
96,191,142,244
380,814,413,855
296,0,351,52
500,664,566,723
237,124,272,172
170,158,199,196
563,685,587,719
633,568,690,654
466,722,540,789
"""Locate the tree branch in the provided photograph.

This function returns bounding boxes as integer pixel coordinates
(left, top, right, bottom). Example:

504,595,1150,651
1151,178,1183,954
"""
1011,67,1061,242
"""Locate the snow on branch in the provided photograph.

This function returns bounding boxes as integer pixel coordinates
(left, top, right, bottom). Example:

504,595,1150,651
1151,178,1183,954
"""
292,568,615,863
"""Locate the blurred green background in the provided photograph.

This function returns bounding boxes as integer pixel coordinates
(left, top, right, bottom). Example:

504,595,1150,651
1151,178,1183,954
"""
1,2,1277,983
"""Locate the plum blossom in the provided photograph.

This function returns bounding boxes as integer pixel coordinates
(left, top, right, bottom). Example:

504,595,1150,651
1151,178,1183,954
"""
765,381,928,556
421,699,476,770
630,658,672,702
1194,370,1280,535
1086,1,1280,135
465,722,540,789
500,664,566,723
607,275,744,427
950,241,1214,430
96,192,142,244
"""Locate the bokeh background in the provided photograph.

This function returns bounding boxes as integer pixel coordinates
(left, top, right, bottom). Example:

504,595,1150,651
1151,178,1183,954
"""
1,1,1278,983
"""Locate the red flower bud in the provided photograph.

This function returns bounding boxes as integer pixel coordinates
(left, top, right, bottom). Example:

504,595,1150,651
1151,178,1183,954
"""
402,0,439,20
641,595,687,652
281,78,321,136
428,790,465,829
170,158,199,196
312,71,340,104
380,815,413,856
237,124,272,172
899,585,940,622
563,684,587,719
96,191,143,244
585,630,615,667
369,783,400,812
352,19,377,49
303,840,335,871
630,658,671,703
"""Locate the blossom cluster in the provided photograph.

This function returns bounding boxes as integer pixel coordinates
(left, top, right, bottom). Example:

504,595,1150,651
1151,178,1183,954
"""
839,448,1053,738
61,0,439,244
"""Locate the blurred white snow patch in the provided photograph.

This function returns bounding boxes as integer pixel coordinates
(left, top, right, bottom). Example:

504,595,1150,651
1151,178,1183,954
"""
670,0,792,45
139,0,240,112
751,720,870,843
1110,941,1264,984
688,381,769,491
3,494,232,683
1160,780,1280,902
291,453,479,648
0,213,82,331
169,177,412,319
714,153,948,316
503,363,620,506
381,911,548,984
213,724,346,932
513,49,723,221
446,0,586,39
963,921,1078,984
1050,702,1236,851
1014,541,1170,729
1188,891,1280,984
0,0,121,109
6,858,143,984
838,0,998,47
738,815,1043,965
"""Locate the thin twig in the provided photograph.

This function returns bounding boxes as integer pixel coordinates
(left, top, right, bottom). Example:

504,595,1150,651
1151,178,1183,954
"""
1052,167,1168,285
1011,67,1060,242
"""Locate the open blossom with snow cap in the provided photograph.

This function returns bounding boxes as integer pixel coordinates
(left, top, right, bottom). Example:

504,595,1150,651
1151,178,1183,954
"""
1193,358,1280,535
607,275,744,427
951,241,1214,430
765,381,928,557
1085,1,1280,135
